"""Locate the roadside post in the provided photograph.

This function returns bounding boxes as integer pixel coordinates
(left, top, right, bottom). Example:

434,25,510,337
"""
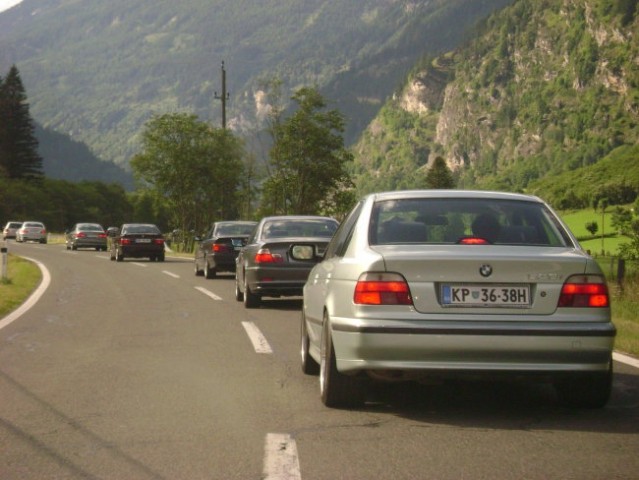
1,245,7,281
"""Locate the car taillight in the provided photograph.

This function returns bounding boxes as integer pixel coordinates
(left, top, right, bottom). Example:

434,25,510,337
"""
255,248,283,263
75,232,86,238
153,239,164,245
558,275,609,308
354,272,413,305
98,233,107,239
459,237,489,245
120,238,132,245
213,243,231,253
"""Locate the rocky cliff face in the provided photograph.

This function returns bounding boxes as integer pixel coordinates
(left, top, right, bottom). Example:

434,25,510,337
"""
354,0,639,193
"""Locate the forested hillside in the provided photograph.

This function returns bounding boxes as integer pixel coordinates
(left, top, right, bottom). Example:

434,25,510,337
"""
0,0,512,177
353,0,639,208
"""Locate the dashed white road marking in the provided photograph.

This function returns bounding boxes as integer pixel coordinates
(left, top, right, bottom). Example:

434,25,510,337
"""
162,270,180,279
614,352,639,369
242,321,273,354
263,433,301,480
194,286,222,301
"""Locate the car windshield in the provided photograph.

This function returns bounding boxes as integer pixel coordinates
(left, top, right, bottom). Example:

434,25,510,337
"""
124,225,160,235
263,219,338,239
370,198,573,247
215,223,255,236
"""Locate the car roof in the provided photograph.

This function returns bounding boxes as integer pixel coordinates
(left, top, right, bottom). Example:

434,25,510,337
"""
366,189,544,203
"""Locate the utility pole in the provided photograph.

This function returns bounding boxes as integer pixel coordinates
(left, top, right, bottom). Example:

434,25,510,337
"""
214,61,230,129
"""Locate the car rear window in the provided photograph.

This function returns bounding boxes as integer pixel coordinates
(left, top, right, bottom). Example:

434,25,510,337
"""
216,223,255,236
369,198,573,247
124,225,161,235
263,219,338,239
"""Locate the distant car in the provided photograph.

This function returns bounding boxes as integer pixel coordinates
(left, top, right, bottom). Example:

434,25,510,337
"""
65,223,108,251
296,190,615,409
109,223,165,261
235,215,339,308
194,221,257,279
2,221,23,240
15,221,47,243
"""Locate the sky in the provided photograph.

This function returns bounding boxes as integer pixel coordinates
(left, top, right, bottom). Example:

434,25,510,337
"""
0,0,23,14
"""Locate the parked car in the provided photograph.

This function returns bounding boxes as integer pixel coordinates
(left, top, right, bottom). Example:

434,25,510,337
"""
15,221,47,243
2,221,22,240
194,221,257,279
296,190,615,409
109,223,165,261
235,215,339,308
65,223,108,251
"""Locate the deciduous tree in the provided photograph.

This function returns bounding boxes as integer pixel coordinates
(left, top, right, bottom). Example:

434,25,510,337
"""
262,87,354,215
130,113,245,234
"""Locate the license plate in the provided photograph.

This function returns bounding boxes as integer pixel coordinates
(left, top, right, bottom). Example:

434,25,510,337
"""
136,238,151,243
441,284,530,307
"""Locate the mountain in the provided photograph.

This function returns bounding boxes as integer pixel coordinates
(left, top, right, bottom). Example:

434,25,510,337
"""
0,0,513,179
36,124,134,188
352,0,639,208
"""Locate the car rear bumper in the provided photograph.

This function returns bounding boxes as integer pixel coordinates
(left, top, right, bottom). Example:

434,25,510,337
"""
329,317,616,376
121,246,165,257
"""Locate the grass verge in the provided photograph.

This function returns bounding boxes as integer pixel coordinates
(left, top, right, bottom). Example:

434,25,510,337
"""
0,254,42,317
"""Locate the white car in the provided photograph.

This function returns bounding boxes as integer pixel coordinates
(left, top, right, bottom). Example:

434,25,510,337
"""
16,221,47,243
297,190,615,409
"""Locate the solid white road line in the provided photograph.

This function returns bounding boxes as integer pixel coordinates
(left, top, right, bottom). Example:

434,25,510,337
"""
132,262,147,267
263,433,302,480
0,256,51,330
194,286,222,301
242,321,273,354
162,270,180,279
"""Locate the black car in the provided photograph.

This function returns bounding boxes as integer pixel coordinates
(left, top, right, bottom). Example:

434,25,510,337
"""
194,221,257,279
65,223,108,251
109,223,165,261
235,215,339,308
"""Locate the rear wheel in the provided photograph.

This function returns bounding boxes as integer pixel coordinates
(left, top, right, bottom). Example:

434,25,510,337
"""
194,260,204,276
158,253,165,262
555,361,613,408
205,261,217,279
320,314,365,408
301,311,320,375
243,275,260,308
234,276,243,301
116,249,124,262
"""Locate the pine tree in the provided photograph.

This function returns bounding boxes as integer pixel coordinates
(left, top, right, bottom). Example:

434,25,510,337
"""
424,156,455,189
0,65,43,180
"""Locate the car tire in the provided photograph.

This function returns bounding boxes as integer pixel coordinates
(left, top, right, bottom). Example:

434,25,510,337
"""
72,244,77,251
205,261,216,279
320,315,366,408
116,249,124,262
301,311,320,375
243,275,260,308
555,361,613,408
194,261,204,276
234,276,243,302
159,253,165,262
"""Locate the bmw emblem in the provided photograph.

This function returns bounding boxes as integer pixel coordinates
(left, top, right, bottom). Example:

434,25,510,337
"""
479,264,493,277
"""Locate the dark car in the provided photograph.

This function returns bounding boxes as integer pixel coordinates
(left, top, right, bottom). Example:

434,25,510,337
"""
109,223,165,262
194,221,257,279
235,215,339,308
65,223,108,251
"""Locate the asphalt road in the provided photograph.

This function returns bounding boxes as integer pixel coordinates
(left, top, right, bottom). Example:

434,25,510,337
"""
1,241,639,480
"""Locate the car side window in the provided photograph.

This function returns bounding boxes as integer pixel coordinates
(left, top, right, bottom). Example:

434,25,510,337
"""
324,201,363,260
